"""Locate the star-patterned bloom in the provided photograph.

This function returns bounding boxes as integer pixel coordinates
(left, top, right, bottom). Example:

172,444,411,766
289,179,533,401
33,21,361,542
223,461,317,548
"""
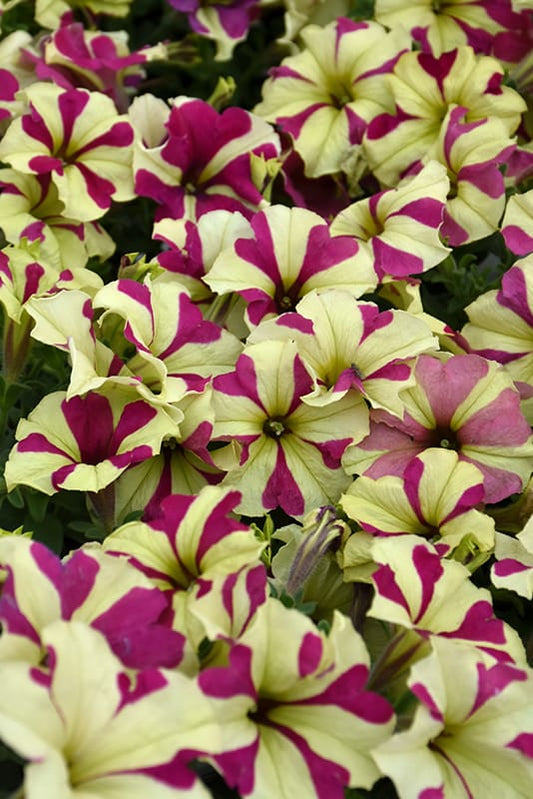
130,93,280,222
205,204,375,329
0,620,222,798
199,601,396,798
0,83,135,222
212,339,369,516
254,17,409,179
373,637,533,799
364,46,526,186
5,388,176,495
342,353,533,504
341,448,495,553
330,160,450,279
247,289,437,414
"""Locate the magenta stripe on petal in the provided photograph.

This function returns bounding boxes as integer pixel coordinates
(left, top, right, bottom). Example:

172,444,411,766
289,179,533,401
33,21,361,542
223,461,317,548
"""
410,681,443,721
493,559,531,577
58,89,89,145
199,644,256,700
241,565,267,634
373,237,423,278
22,262,45,304
440,601,506,645
502,225,533,256
221,570,238,620
195,490,247,567
394,197,444,227
73,120,134,158
265,720,350,799
0,571,41,644
22,108,54,150
28,155,64,174
298,632,323,677
61,549,99,617
373,563,411,613
507,733,533,758
270,65,315,84
262,444,305,516
110,400,157,452
62,393,113,462
214,353,265,411
418,51,458,98
75,162,116,210
469,661,526,717
499,265,533,326
17,432,70,457
419,788,445,799
117,669,168,709
412,545,443,624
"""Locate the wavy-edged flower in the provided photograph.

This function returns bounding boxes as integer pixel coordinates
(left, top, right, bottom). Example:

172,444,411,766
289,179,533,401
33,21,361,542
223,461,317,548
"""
111,387,231,525
93,274,243,399
373,637,533,799
130,93,280,222
341,448,495,553
364,46,526,186
0,620,221,798
0,31,35,122
342,353,533,504
212,339,369,517
0,536,183,669
330,160,450,280
365,535,524,667
374,0,516,56
247,289,437,414
205,204,375,329
436,105,516,245
492,516,533,598
25,23,166,113
103,485,265,650
168,0,260,61
0,169,115,269
153,209,254,301
0,242,102,325
0,82,135,222
5,388,176,495
501,188,533,255
199,602,396,798
460,257,533,399
254,17,410,178
277,0,350,51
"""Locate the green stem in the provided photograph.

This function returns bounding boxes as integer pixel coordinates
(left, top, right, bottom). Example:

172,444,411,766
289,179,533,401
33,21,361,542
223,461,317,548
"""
2,314,33,385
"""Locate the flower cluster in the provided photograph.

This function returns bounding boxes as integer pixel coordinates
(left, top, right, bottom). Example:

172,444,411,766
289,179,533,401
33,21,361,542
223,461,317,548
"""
0,1,532,798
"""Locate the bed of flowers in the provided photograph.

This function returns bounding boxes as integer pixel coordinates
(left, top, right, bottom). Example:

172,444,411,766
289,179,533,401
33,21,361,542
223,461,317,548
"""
0,0,533,796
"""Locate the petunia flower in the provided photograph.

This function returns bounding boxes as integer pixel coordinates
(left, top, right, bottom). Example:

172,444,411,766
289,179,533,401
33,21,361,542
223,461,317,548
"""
365,535,524,666
373,637,533,799
211,339,369,517
254,17,410,178
363,46,526,186
0,82,135,222
24,22,167,113
342,353,533,504
4,388,177,496
459,256,533,402
205,204,376,329
0,536,184,669
0,169,115,269
501,189,533,255
0,620,221,798
168,0,260,61
199,602,396,798
130,93,280,222
246,289,437,414
330,160,450,279
103,485,265,652
340,448,495,553
436,105,516,245
491,515,533,599
374,0,517,56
